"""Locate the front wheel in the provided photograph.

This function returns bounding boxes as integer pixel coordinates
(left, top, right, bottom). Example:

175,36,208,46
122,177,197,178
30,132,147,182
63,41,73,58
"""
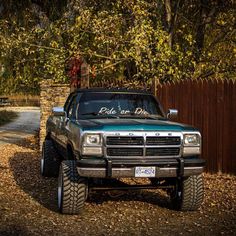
171,174,204,211
58,160,88,214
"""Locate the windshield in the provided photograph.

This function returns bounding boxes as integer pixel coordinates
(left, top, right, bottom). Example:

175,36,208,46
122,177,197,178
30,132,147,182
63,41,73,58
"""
77,92,164,119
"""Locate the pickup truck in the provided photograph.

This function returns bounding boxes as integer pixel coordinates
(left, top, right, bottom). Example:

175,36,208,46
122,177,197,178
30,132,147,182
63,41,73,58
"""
41,88,205,214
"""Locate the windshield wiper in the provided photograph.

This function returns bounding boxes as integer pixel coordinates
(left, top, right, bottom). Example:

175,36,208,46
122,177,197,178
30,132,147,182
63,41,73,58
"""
117,114,161,120
80,112,119,119
80,112,98,116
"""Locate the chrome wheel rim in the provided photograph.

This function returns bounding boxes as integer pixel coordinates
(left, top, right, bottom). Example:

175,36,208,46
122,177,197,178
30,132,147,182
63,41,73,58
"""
40,146,45,175
58,169,62,209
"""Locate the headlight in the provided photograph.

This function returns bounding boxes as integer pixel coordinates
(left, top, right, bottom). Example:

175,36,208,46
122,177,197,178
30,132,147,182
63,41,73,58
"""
183,133,201,156
184,134,200,146
82,134,103,156
84,134,102,146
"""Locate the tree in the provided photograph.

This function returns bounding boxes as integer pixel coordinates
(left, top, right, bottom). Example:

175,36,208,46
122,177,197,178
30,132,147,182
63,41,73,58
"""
0,0,235,94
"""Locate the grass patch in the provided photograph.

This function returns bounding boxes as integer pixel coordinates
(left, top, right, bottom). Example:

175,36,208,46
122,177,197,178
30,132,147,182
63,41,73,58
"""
0,110,18,126
9,94,40,107
0,94,40,107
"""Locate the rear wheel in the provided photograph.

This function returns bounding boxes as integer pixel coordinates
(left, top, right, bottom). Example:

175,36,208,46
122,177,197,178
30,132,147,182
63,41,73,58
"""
171,174,204,211
58,160,88,214
41,139,61,177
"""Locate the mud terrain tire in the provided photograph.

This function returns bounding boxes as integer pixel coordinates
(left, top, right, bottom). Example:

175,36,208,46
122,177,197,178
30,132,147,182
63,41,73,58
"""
172,174,204,211
58,160,88,214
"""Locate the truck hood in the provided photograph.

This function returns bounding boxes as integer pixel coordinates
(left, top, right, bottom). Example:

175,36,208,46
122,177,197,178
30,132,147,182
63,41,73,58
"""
78,118,197,132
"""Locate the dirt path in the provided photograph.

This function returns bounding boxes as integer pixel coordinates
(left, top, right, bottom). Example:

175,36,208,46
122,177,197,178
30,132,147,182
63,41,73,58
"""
0,107,40,145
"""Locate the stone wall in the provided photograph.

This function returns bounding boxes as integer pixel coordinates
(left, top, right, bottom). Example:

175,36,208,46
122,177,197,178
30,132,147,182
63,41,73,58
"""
40,80,70,150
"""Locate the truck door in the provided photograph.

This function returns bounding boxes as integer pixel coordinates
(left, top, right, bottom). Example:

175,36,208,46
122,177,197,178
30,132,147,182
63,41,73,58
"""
57,93,79,155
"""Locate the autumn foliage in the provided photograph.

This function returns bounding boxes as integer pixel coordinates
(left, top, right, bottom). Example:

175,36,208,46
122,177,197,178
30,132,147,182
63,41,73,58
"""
0,0,235,94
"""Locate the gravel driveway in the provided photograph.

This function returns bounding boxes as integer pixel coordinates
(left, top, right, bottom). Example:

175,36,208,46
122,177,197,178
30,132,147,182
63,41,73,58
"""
0,107,40,145
0,109,235,235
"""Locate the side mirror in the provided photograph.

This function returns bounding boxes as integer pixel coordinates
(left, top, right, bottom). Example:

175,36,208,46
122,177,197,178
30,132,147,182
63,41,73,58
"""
167,109,178,119
52,107,66,117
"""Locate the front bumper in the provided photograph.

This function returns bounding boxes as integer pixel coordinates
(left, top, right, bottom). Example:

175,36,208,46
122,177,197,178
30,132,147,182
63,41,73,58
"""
76,157,205,178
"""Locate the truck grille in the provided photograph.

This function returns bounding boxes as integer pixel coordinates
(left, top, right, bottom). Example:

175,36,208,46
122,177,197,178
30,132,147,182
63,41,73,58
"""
106,137,144,145
146,137,181,146
146,148,180,156
107,148,143,156
105,135,181,158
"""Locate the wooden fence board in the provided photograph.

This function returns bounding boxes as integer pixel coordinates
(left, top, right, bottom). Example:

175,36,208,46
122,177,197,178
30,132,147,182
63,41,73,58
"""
229,80,235,174
208,80,218,172
216,80,224,173
232,81,236,174
222,81,229,173
164,83,170,113
194,80,203,132
188,80,193,125
179,81,186,122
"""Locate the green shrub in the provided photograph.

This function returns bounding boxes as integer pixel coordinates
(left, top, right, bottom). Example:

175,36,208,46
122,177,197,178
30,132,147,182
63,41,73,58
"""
0,110,18,126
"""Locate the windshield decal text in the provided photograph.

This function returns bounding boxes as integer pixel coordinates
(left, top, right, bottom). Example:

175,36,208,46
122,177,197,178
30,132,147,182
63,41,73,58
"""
98,107,149,115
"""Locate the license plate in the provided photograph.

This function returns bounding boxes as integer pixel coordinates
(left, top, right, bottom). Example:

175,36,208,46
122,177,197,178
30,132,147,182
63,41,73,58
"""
135,167,156,177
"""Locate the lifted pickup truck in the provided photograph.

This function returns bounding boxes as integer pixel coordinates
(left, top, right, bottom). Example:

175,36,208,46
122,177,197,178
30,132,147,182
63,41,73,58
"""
41,88,205,214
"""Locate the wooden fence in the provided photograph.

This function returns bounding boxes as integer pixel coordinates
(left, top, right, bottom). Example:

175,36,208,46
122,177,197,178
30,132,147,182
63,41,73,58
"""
156,79,236,174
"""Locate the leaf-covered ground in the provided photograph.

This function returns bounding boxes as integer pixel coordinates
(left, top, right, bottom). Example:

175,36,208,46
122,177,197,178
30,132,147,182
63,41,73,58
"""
0,136,235,236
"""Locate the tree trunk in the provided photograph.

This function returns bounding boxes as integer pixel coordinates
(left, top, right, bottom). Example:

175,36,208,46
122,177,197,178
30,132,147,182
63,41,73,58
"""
195,0,216,62
164,0,172,48
164,0,180,49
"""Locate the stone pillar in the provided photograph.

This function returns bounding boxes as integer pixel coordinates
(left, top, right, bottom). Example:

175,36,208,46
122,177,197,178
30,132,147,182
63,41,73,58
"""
40,80,70,150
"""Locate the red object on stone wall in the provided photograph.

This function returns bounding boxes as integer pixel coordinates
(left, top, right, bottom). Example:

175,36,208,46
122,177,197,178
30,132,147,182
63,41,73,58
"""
67,54,83,89
67,54,90,91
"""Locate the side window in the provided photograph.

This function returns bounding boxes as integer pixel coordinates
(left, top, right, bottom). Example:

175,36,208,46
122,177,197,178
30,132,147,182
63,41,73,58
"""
67,95,77,119
64,93,74,114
